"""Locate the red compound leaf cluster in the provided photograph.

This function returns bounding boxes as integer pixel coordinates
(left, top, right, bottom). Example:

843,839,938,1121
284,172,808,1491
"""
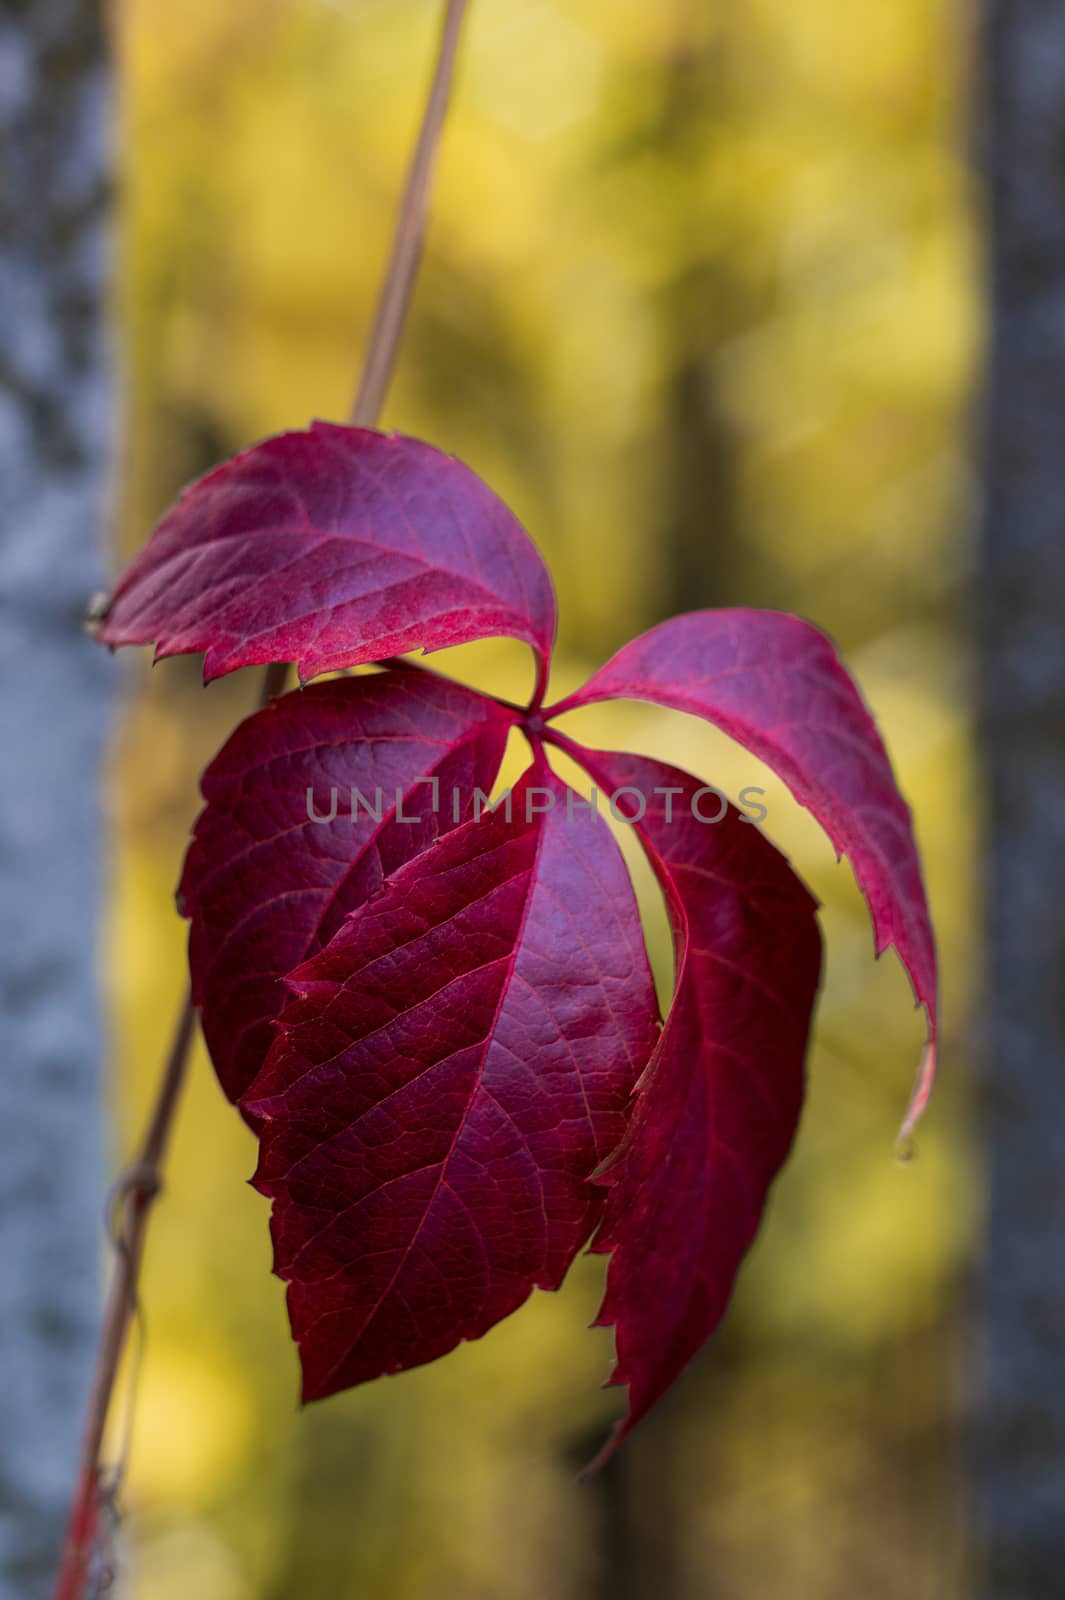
95,424,937,1459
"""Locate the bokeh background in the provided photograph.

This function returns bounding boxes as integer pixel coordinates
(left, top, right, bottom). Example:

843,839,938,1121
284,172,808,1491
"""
106,1,978,1594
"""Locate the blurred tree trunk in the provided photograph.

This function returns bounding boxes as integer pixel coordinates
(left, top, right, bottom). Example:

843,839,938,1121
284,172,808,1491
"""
981,3,1065,1594
0,1,112,1594
585,18,742,1600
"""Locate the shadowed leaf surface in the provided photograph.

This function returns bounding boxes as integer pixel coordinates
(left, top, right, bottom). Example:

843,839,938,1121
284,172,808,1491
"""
562,610,936,1134
244,763,660,1400
572,746,822,1461
180,668,511,1102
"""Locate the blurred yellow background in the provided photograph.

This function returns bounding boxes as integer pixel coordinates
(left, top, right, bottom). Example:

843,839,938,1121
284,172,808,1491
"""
106,1,978,1594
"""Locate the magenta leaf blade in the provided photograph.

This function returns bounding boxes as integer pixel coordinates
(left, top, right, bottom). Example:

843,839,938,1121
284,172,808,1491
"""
95,424,557,682
571,746,822,1463
243,763,661,1401
558,609,936,1134
180,667,512,1103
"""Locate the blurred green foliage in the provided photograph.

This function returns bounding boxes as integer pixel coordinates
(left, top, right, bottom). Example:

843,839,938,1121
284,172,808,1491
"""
107,1,978,1594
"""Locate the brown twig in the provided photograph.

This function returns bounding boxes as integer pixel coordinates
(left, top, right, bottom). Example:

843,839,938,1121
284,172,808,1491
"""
53,6,472,1595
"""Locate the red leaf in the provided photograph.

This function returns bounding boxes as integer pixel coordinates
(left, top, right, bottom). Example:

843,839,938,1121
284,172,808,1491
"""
180,668,512,1103
95,424,557,684
243,762,661,1401
554,610,936,1136
569,745,822,1464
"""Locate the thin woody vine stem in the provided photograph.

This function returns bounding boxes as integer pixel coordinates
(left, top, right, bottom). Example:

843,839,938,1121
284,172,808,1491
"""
53,4,472,1594
352,0,469,427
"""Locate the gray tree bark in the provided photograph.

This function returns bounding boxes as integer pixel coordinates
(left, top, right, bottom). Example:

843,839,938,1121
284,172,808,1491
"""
981,4,1065,1595
0,1,112,1594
